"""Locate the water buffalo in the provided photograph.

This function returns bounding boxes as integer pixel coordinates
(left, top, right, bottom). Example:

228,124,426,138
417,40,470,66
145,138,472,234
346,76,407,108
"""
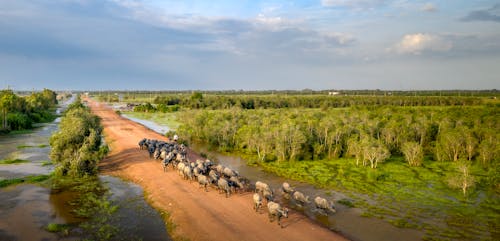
314,196,336,214
162,157,173,172
292,191,310,206
217,178,231,198
138,138,147,150
223,167,237,178
253,193,263,212
208,170,219,184
255,181,271,194
215,164,225,175
197,175,209,192
282,182,294,194
229,176,245,193
183,165,193,181
263,188,274,203
267,201,289,228
148,145,155,159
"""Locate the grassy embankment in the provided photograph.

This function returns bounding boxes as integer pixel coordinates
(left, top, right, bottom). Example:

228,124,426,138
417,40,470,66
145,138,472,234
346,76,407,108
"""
17,144,49,149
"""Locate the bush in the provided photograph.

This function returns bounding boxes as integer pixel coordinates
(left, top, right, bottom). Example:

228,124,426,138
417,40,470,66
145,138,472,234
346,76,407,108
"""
50,99,106,177
7,112,32,130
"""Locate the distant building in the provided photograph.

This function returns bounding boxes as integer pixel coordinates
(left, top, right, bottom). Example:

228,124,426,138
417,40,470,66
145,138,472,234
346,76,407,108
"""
328,91,340,96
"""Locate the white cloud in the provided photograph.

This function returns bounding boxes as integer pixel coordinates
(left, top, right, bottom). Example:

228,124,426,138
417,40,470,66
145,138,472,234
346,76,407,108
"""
393,33,452,55
421,3,437,12
321,0,385,9
255,14,287,29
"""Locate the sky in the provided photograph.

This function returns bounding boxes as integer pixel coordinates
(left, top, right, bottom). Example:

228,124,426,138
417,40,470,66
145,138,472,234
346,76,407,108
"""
0,0,499,90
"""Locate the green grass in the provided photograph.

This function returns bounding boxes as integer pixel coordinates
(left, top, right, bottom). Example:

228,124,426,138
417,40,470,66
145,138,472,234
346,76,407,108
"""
122,111,180,130
0,175,51,188
0,159,29,165
17,144,48,149
255,157,499,240
41,160,53,166
45,223,70,233
7,130,33,135
338,198,355,208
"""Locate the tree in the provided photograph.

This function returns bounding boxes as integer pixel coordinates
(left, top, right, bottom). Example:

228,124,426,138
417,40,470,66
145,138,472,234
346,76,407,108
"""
436,128,465,162
477,131,499,167
347,135,363,166
447,161,475,196
402,141,423,166
287,123,306,161
362,139,390,169
463,128,478,161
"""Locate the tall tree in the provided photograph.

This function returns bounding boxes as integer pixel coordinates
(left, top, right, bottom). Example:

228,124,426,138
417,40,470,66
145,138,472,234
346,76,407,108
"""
402,141,423,166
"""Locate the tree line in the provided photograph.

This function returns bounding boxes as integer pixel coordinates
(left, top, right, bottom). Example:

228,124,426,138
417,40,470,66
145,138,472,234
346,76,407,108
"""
177,106,498,169
0,88,58,132
122,93,495,114
93,89,499,97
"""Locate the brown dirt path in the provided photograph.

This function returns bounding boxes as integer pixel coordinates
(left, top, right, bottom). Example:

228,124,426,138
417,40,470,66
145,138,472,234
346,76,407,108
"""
87,98,349,241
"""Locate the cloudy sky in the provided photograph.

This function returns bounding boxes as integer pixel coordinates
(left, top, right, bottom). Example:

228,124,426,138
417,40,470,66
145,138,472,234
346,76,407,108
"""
1,0,499,90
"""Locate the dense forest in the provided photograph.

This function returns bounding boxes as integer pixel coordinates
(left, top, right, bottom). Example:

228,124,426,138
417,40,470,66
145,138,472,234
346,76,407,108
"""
0,88,58,132
176,106,498,168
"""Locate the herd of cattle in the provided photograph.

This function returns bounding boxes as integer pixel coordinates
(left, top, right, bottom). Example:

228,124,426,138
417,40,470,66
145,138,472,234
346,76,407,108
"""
139,138,337,228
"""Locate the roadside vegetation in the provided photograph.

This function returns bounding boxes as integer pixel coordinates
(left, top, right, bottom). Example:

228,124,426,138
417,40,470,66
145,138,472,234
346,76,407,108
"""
48,95,117,240
0,159,29,165
0,88,58,133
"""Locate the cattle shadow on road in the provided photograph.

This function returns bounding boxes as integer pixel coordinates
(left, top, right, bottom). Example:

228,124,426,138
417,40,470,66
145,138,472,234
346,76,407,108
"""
100,147,153,172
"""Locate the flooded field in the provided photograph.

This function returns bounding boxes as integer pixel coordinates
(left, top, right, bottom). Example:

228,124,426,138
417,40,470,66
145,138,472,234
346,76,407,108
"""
0,99,171,241
126,115,424,241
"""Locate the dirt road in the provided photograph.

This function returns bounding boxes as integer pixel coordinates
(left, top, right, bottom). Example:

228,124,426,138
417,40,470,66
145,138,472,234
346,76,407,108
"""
87,98,348,241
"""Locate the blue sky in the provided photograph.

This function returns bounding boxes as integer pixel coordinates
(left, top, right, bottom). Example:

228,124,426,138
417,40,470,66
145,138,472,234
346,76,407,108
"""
0,0,499,90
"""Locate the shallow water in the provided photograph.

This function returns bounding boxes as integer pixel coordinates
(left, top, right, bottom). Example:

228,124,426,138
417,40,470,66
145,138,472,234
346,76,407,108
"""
122,114,171,134
0,184,80,241
127,115,424,241
101,175,171,241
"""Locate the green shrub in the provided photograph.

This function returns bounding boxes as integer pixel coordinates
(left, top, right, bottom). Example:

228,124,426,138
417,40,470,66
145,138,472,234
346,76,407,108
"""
7,112,32,130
